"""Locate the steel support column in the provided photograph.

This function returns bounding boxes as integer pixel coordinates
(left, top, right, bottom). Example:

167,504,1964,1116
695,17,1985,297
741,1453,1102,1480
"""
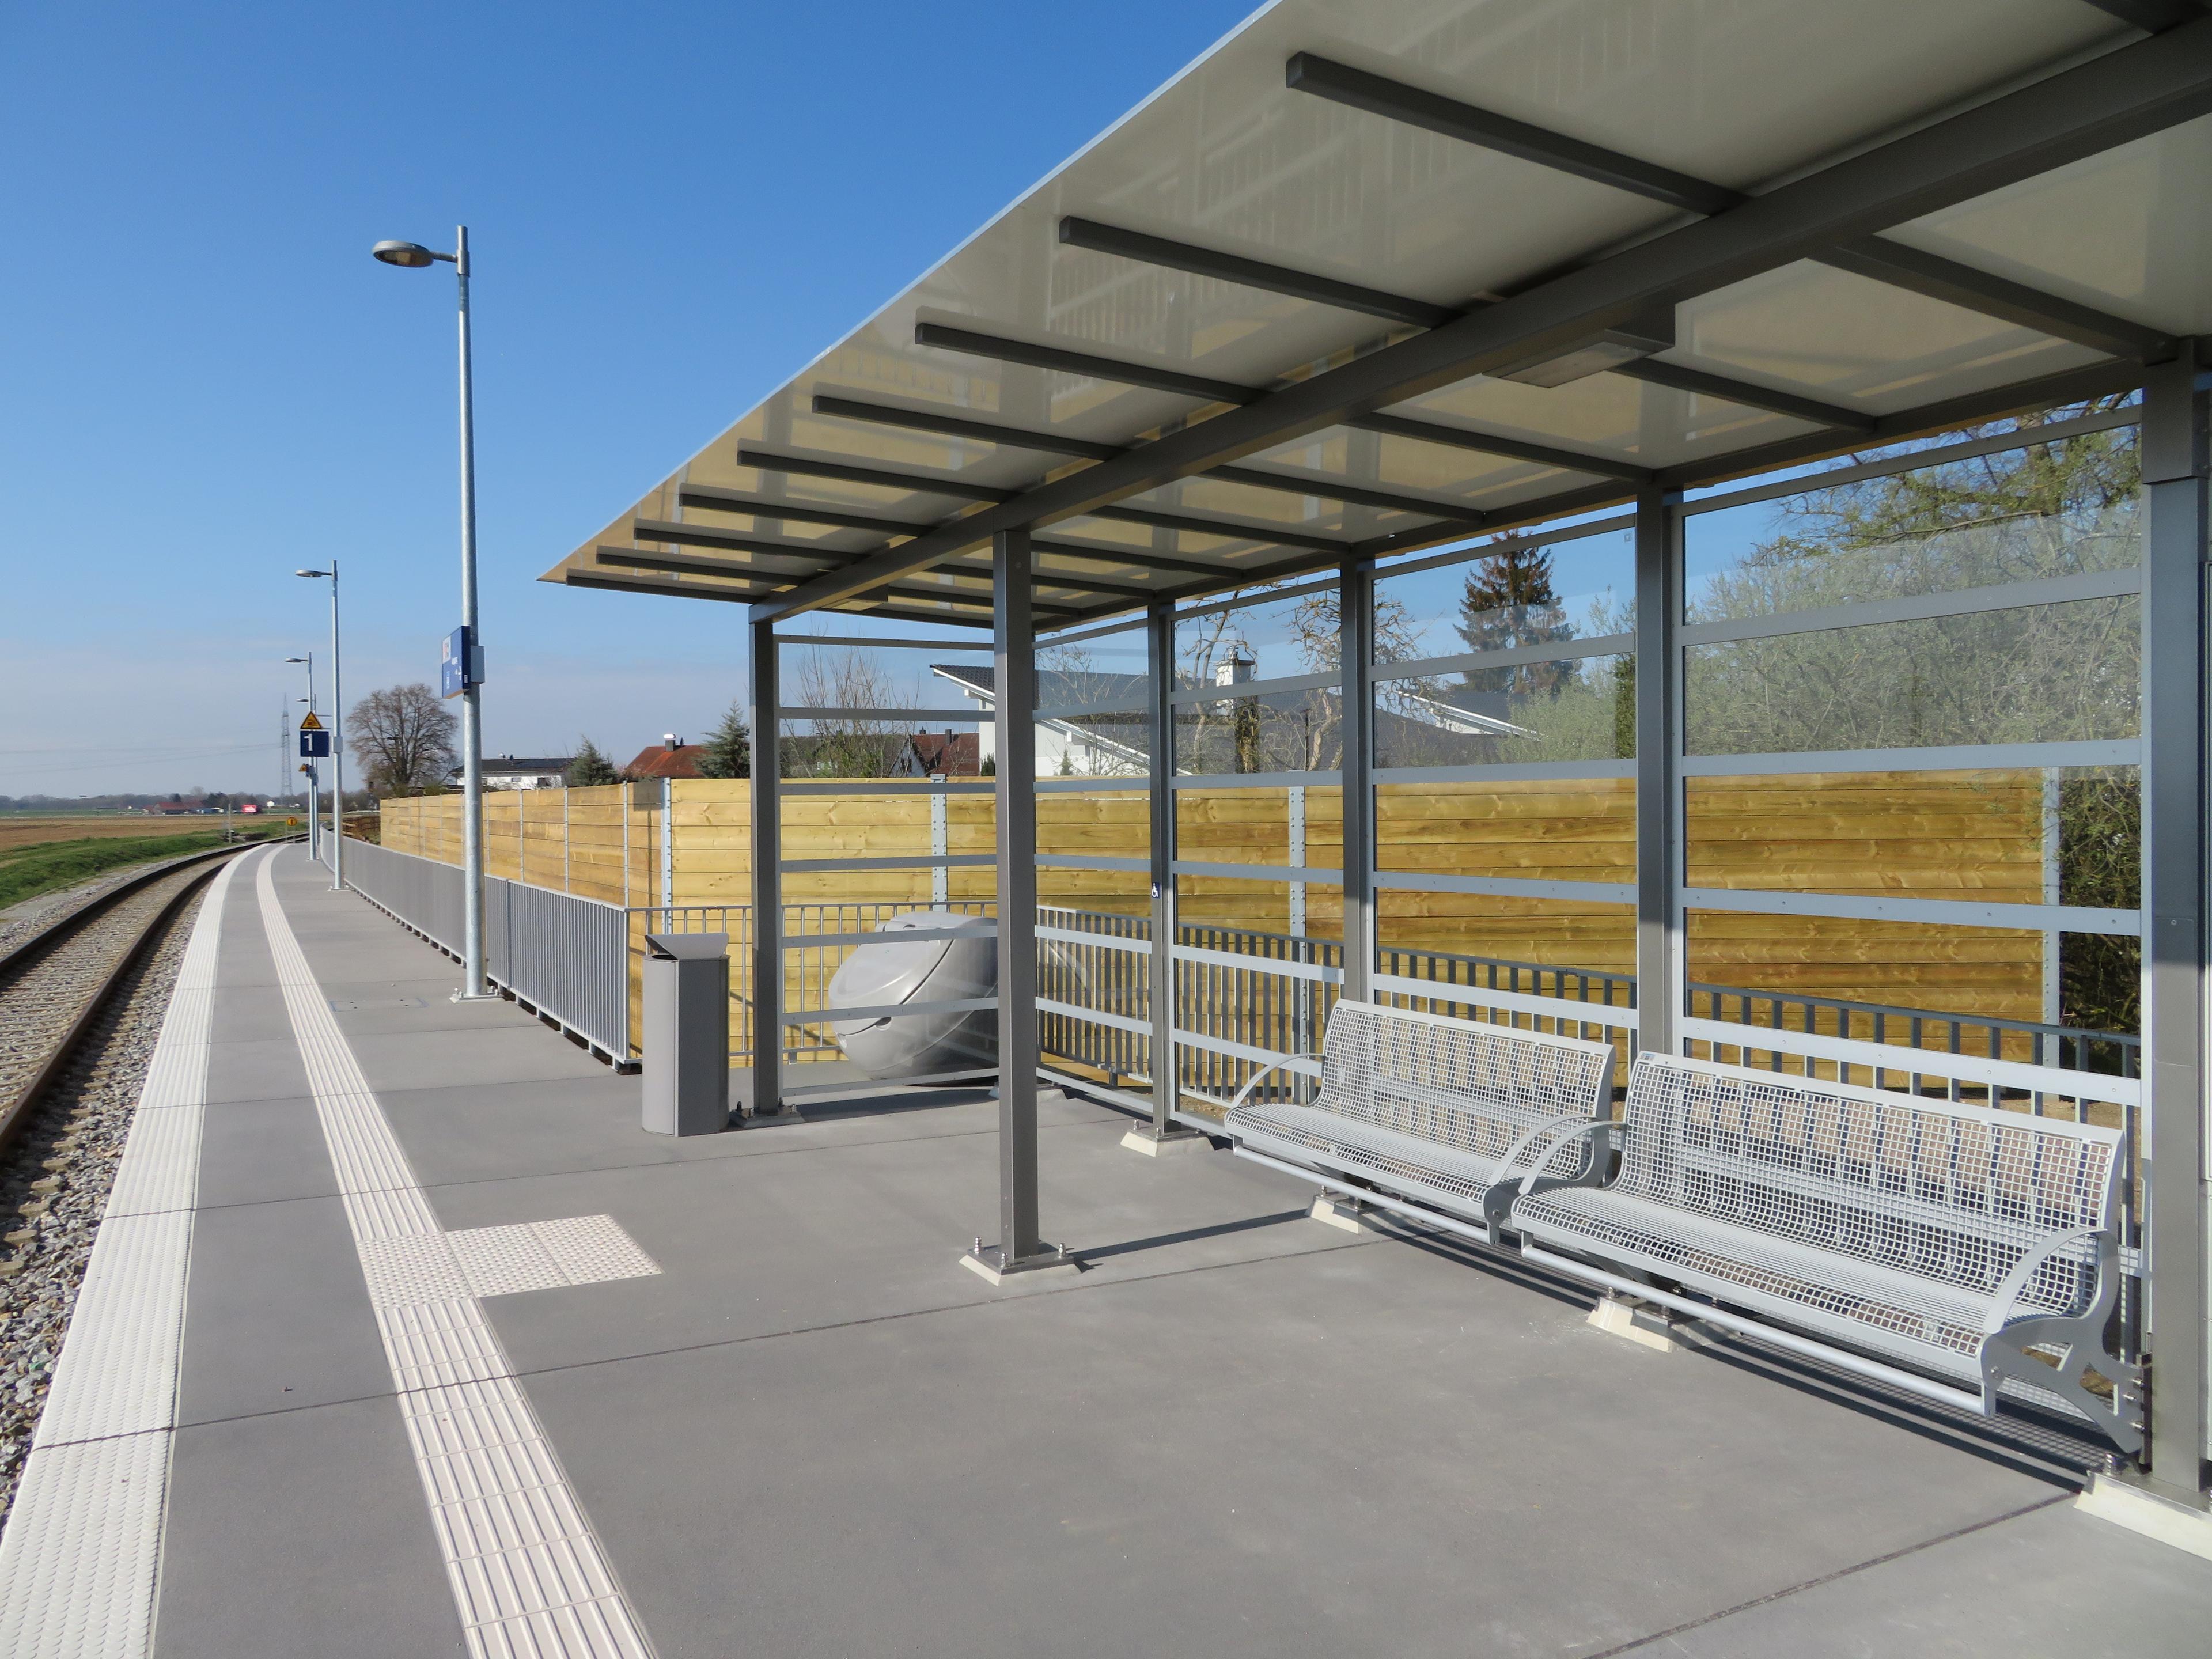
1634,487,1684,1055
1340,557,1376,1003
747,619,785,1121
1140,601,1197,1143
2141,346,2211,1494
969,527,1068,1275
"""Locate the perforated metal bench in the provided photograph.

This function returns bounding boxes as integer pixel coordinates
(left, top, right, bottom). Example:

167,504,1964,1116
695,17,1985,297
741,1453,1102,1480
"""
1223,1001,1617,1240
1512,1052,2141,1452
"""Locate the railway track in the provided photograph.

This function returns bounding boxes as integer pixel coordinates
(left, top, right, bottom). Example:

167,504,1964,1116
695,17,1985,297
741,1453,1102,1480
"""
0,842,262,1154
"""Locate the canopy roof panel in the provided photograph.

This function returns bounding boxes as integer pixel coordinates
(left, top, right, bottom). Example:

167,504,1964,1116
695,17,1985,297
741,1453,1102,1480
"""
546,0,2212,631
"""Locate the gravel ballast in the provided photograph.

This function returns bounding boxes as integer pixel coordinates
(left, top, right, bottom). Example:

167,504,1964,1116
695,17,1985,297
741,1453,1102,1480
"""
0,882,202,1526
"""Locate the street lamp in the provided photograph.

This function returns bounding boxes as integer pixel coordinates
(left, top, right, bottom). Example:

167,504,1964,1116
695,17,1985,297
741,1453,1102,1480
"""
285,654,317,859
297,566,343,893
374,226,491,999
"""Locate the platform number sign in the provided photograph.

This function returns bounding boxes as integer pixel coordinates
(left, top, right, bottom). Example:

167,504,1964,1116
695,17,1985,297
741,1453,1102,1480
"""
298,710,331,759
441,625,482,699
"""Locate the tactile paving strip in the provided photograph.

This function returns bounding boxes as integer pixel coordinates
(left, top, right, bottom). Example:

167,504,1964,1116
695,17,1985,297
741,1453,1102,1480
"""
0,851,248,1659
450,1217,662,1301
255,858,655,1659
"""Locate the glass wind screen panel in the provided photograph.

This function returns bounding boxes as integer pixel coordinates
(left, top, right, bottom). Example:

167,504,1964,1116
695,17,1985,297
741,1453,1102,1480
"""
1039,789,1152,911
1372,527,1634,668
1685,911,2137,1109
777,638,985,778
1173,589,1339,686
1035,631,1149,774
1176,785,1338,880
1375,897,1635,1060
1684,597,2138,756
1373,653,1633,768
1684,426,2140,623
1687,764,2137,904
1174,687,1339,774
1376,779,1634,885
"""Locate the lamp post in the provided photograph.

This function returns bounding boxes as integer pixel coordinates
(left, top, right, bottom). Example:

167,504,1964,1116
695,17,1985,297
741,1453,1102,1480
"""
285,654,317,860
373,228,491,998
297,564,343,892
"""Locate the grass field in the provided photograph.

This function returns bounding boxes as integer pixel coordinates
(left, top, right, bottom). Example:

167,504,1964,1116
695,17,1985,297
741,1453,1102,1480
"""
0,819,290,910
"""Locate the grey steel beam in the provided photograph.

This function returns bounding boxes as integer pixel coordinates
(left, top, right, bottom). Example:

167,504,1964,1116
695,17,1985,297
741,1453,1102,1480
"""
565,570,783,604
2087,2,2206,31
971,527,1066,1275
915,320,1256,407
747,620,787,1120
1287,52,2175,363
813,393,1122,460
1346,410,1652,482
756,21,2212,624
1086,502,1349,553
1146,605,1178,1130
1206,463,1483,523
1633,486,1683,1056
631,518,852,559
1034,536,1247,579
596,541,835,579
678,484,933,537
1613,358,1876,433
2138,345,2209,1495
1059,215,1457,329
912,320,1649,482
944,555,1162,600
834,601,998,630
1339,557,1376,1003
737,446,1017,502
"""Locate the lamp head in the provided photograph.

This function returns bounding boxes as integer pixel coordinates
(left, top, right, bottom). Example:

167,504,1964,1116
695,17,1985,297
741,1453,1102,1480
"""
297,569,330,579
372,240,438,268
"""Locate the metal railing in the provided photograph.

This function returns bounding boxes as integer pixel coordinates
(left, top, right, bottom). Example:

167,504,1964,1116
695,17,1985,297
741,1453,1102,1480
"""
343,839,631,1062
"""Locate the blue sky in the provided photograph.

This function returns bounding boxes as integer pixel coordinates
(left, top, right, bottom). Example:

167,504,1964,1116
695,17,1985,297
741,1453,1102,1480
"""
0,0,1263,798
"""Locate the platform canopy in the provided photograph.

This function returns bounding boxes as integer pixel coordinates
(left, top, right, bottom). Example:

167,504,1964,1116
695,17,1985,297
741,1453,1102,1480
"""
542,0,2212,628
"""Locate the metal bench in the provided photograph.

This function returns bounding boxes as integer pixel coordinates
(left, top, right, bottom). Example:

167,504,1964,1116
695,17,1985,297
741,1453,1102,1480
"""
1223,1001,1617,1241
1512,1052,2140,1452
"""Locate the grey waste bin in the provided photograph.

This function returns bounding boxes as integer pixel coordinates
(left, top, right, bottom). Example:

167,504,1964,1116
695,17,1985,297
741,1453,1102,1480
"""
642,931,729,1135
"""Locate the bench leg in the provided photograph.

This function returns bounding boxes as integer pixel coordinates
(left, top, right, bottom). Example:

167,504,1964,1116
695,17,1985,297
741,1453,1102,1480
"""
1982,1317,2143,1456
1309,1192,1382,1233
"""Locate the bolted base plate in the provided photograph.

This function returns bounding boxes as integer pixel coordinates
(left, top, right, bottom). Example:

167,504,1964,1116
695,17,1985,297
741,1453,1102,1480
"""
450,990,502,1003
2077,1472,2212,1561
960,1242,1079,1286
1309,1192,1384,1233
738,1106,806,1128
1120,1126,1212,1158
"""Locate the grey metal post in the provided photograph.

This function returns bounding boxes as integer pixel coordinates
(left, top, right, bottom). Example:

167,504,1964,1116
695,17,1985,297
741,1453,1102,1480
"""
1142,601,1195,1142
2140,346,2210,1497
454,224,492,1000
967,527,1066,1275
659,776,673,922
328,560,344,891
747,620,783,1120
1634,487,1684,1056
1339,556,1375,1003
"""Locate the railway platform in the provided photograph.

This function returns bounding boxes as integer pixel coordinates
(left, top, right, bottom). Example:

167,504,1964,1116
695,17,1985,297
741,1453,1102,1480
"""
1,842,2206,1657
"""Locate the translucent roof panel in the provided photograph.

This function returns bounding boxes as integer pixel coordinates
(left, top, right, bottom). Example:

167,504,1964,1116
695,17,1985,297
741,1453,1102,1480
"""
547,0,2188,628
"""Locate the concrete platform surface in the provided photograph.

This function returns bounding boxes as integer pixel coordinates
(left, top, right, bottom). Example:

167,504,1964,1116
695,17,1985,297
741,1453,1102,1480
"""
8,845,2209,1658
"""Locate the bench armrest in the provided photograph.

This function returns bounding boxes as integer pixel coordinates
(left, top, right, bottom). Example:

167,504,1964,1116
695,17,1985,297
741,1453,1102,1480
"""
1520,1116,1629,1185
1226,1052,1325,1114
1493,1112,1615,1182
1980,1225,2109,1336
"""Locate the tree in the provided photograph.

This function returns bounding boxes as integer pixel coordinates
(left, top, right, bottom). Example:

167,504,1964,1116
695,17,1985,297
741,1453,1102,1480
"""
785,648,912,777
696,702,752,778
567,738,619,787
349,684,459,793
1456,537,1578,699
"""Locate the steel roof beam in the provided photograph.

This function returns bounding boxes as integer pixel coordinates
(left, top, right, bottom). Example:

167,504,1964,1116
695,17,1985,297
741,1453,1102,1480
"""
567,570,782,604
599,546,1013,611
1058,216,1457,329
812,393,1121,460
1612,359,1876,431
2084,2,2205,31
914,319,1646,482
596,540,838,579
1033,536,1252,579
755,20,2212,622
631,518,851,559
941,555,1162,600
1287,52,2176,363
1083,502,1350,553
736,447,1017,503
677,483,934,537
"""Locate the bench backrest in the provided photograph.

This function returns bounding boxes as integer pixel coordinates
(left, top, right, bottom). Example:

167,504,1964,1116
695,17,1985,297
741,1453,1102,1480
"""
1618,1053,2122,1310
1317,1001,1613,1162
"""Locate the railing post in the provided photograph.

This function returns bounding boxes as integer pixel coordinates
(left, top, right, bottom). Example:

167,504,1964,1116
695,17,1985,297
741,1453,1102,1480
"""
1340,555,1374,1004
1128,601,1202,1153
1634,486,1684,1057
746,619,787,1122
2139,344,2210,1500
965,527,1071,1278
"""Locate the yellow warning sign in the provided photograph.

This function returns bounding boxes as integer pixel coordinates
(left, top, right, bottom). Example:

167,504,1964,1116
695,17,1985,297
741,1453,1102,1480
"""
299,710,324,730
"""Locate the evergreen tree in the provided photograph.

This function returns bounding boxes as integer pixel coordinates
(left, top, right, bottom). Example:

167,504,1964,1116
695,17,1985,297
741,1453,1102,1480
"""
696,701,752,779
567,738,619,787
1456,537,1578,699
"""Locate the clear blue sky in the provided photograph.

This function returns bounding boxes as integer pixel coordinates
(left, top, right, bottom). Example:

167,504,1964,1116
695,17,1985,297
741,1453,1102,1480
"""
0,0,1262,799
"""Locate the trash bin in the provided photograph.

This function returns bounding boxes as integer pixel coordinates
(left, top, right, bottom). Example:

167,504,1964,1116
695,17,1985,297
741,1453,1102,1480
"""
642,931,729,1135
